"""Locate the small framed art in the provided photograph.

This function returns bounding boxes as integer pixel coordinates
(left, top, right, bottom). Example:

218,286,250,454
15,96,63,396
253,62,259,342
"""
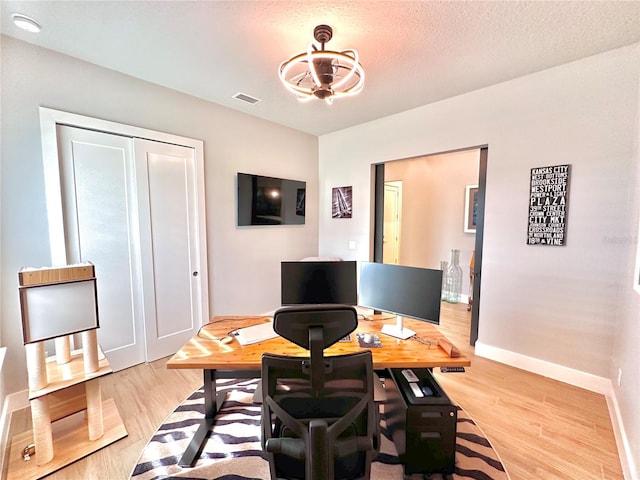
464,185,479,233
332,186,352,218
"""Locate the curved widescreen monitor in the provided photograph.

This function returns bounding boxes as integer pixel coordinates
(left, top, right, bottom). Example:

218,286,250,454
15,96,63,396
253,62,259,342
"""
281,261,358,306
358,261,442,325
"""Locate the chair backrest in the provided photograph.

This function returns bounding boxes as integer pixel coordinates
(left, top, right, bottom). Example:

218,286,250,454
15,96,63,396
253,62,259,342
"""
273,304,359,395
261,305,378,480
272,303,358,349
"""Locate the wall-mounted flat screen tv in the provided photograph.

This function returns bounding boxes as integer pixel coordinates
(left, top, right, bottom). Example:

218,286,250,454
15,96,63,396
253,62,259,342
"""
237,173,306,226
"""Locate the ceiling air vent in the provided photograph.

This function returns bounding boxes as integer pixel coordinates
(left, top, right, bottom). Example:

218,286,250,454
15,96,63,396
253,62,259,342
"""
232,92,261,105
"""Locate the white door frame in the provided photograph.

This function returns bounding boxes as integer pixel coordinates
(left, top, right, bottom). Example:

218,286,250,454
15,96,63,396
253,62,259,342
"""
39,107,210,352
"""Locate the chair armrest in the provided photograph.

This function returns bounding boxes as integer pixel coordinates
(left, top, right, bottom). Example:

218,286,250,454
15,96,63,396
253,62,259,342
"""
264,438,306,460
333,436,374,457
309,419,329,479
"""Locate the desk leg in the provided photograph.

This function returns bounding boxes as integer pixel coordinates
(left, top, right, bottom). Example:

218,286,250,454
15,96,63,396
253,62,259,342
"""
178,369,220,467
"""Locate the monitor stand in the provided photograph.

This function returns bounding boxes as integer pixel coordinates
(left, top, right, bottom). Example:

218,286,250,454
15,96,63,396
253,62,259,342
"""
381,316,415,340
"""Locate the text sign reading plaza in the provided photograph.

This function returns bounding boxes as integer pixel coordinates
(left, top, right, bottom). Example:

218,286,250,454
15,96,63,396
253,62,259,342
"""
527,164,571,246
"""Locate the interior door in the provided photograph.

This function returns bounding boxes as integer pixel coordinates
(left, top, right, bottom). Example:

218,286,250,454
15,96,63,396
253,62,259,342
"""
134,139,203,362
53,125,206,368
383,181,402,264
56,126,145,371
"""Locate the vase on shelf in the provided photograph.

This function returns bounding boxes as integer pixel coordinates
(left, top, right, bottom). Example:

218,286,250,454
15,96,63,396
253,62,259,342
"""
440,260,449,301
445,249,463,304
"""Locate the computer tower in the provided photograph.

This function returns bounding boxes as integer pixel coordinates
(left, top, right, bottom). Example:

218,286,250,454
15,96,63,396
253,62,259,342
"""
384,368,457,475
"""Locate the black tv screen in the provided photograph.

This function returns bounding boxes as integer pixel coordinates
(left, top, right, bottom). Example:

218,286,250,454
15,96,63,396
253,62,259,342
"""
281,261,358,306
237,172,305,226
358,262,442,325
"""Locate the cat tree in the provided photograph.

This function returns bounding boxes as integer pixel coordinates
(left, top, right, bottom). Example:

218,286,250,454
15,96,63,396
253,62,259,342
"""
7,264,127,480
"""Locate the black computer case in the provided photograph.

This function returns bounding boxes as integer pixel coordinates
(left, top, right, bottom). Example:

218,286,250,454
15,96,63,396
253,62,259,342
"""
384,368,457,475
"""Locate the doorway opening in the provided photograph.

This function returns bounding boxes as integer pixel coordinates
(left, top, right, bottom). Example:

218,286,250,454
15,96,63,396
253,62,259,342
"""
372,146,487,345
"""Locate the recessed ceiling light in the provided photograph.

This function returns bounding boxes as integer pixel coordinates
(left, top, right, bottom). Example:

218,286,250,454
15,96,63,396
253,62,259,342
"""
12,13,41,33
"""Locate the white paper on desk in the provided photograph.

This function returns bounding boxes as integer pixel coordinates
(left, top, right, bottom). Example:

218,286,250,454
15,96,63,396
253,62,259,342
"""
235,321,279,345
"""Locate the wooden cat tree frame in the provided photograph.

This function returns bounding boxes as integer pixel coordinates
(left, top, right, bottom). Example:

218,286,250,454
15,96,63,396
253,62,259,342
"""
7,264,127,480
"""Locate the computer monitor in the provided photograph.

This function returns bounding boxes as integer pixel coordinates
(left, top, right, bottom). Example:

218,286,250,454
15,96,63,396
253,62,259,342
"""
281,261,358,306
358,261,442,339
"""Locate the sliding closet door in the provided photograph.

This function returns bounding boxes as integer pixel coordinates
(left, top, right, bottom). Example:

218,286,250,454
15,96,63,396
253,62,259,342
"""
56,125,146,371
51,120,208,369
134,139,203,362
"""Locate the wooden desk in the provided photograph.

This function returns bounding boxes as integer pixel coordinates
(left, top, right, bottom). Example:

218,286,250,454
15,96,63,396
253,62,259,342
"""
167,314,470,467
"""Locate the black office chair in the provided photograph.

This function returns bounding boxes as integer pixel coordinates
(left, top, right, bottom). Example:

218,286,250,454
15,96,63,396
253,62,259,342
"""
261,304,379,480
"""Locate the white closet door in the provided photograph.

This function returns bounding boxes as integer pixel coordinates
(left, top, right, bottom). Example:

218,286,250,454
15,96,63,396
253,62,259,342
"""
56,125,145,370
45,111,209,369
134,139,203,362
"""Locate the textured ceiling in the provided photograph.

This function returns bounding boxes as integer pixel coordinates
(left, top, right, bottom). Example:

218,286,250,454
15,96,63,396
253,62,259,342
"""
1,1,638,136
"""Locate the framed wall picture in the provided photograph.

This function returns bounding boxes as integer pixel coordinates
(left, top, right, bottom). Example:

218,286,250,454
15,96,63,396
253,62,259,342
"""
527,164,570,246
464,185,479,233
296,188,305,216
332,186,352,218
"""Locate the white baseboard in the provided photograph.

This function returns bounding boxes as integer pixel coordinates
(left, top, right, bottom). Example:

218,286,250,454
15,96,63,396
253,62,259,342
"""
0,347,5,476
475,341,636,479
0,389,30,474
607,391,639,480
475,341,611,394
0,397,10,475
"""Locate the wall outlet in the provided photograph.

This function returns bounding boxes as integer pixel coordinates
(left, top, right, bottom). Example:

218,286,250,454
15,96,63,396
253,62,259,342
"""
348,240,357,250
617,368,622,387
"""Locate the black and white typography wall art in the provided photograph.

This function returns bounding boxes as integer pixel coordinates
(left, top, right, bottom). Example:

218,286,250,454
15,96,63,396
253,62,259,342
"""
527,164,571,246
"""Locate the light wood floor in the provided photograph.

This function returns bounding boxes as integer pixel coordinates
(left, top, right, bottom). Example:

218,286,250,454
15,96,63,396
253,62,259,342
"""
3,303,623,479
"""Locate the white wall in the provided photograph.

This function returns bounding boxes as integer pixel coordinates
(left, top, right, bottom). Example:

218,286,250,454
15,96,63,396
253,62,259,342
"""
319,44,639,476
0,36,319,395
609,69,640,478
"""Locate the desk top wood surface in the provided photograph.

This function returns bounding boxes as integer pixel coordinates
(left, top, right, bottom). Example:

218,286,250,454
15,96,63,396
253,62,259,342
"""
167,315,470,370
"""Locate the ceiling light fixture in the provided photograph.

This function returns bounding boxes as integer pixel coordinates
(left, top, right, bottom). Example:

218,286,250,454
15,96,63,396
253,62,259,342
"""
12,13,41,33
278,25,364,105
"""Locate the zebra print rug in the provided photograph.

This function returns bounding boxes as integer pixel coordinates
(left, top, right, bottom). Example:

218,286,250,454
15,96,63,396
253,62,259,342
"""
131,378,508,480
